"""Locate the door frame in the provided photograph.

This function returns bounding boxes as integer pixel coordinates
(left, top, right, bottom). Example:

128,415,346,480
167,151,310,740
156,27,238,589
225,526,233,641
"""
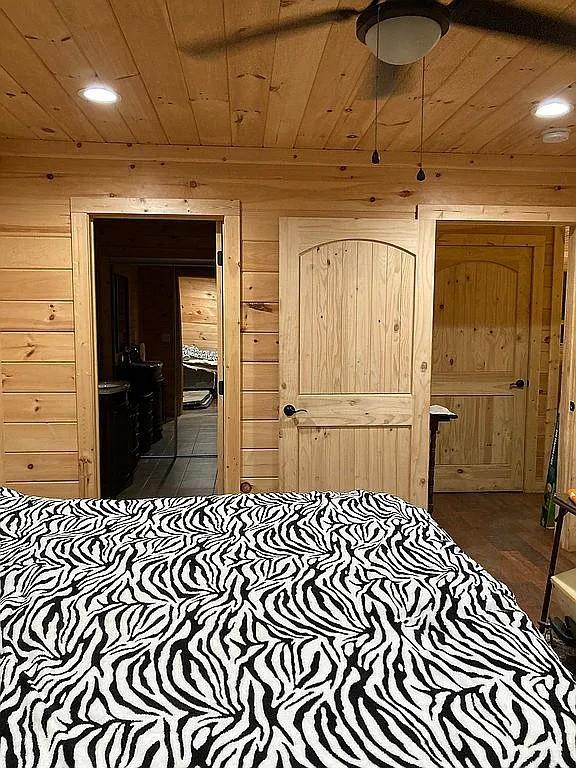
70,197,241,497
420,205,576,550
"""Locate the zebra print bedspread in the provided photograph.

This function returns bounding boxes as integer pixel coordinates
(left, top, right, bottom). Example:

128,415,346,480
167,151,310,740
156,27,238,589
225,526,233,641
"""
0,488,575,768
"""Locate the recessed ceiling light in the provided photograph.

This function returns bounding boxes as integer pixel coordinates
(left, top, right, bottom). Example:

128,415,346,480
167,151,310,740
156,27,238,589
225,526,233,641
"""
79,85,120,104
534,100,573,118
542,127,571,144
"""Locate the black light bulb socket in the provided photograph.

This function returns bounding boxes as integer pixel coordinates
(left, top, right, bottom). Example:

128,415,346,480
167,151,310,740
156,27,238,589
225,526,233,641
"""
416,166,426,182
371,148,380,165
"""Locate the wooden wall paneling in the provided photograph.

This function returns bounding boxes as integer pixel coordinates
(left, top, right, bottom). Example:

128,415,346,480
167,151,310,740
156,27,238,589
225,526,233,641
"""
5,481,81,498
242,241,279,272
241,333,279,362
242,420,279,449
71,212,99,497
4,451,78,482
3,423,78,452
242,272,279,302
0,270,72,300
242,362,278,391
3,392,76,422
242,392,279,421
0,301,74,331
241,303,279,332
1,362,76,392
0,332,75,361
181,322,219,348
241,448,279,477
240,477,279,494
179,275,218,349
0,235,71,268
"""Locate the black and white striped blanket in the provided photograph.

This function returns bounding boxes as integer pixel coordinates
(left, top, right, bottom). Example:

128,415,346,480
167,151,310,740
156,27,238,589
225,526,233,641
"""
0,488,575,767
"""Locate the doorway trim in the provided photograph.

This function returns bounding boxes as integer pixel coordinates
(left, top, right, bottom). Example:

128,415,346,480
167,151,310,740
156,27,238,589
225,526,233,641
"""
420,204,576,550
70,197,241,497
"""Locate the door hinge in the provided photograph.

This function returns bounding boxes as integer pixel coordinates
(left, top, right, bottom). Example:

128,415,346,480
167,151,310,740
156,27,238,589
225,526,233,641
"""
217,250,223,266
218,379,224,396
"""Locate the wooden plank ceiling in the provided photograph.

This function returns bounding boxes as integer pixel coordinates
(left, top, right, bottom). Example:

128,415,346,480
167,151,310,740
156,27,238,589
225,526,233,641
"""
1,0,576,154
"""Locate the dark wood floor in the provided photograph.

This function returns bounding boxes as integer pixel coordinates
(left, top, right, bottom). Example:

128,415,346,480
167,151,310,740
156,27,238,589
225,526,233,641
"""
434,492,576,624
118,404,217,499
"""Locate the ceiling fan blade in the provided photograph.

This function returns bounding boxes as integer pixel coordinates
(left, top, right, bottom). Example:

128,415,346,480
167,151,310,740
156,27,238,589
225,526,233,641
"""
358,60,415,99
180,7,360,56
449,0,576,49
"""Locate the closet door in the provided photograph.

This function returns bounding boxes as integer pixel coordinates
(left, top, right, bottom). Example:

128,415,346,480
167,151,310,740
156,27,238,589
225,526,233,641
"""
278,217,433,507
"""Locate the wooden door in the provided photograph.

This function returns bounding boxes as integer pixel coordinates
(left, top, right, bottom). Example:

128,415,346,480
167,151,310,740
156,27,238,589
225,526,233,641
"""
559,227,576,550
432,246,531,491
279,217,432,506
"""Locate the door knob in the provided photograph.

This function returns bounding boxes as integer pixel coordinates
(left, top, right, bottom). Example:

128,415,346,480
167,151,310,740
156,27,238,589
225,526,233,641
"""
509,379,527,389
283,404,308,417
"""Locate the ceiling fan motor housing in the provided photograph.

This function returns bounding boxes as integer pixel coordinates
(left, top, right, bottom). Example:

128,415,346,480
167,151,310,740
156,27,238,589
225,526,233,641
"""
356,0,451,65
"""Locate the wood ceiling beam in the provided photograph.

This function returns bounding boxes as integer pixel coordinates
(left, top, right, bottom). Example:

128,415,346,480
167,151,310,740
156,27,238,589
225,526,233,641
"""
2,138,576,173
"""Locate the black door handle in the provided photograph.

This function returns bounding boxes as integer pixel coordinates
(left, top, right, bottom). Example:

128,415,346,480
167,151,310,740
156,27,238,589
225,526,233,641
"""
509,379,527,389
283,404,308,417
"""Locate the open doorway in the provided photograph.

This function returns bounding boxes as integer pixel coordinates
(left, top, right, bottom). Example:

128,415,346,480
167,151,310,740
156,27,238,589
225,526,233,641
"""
430,222,576,620
92,218,221,499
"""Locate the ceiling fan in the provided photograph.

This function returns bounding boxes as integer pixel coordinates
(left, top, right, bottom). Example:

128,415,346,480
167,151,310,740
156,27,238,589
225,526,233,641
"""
182,0,576,96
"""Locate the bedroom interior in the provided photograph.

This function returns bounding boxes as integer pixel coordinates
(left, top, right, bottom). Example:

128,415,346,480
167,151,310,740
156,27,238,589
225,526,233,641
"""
2,0,576,764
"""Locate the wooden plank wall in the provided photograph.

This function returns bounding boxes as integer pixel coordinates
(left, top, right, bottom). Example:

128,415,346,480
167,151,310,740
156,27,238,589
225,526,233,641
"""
0,233,79,497
1,144,576,498
179,275,218,351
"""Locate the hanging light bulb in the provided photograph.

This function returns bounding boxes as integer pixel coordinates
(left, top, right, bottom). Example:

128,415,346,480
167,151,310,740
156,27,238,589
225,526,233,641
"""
372,148,381,165
416,166,426,182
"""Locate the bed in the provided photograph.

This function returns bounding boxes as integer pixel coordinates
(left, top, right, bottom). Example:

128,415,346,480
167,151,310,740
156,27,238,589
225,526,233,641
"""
182,343,218,407
0,488,575,767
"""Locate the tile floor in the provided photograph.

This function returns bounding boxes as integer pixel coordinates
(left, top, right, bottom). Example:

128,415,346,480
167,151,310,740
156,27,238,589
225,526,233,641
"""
118,402,218,499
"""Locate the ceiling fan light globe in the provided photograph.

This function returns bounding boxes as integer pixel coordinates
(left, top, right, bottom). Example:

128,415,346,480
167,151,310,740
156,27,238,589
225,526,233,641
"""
365,16,442,65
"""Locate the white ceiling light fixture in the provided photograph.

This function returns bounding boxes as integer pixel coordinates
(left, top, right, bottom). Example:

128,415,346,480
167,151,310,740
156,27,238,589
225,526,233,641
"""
79,85,120,104
542,127,571,144
356,0,450,65
533,99,573,119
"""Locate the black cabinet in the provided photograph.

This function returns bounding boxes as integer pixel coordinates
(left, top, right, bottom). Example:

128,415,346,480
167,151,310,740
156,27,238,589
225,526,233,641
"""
117,356,165,452
98,381,138,498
